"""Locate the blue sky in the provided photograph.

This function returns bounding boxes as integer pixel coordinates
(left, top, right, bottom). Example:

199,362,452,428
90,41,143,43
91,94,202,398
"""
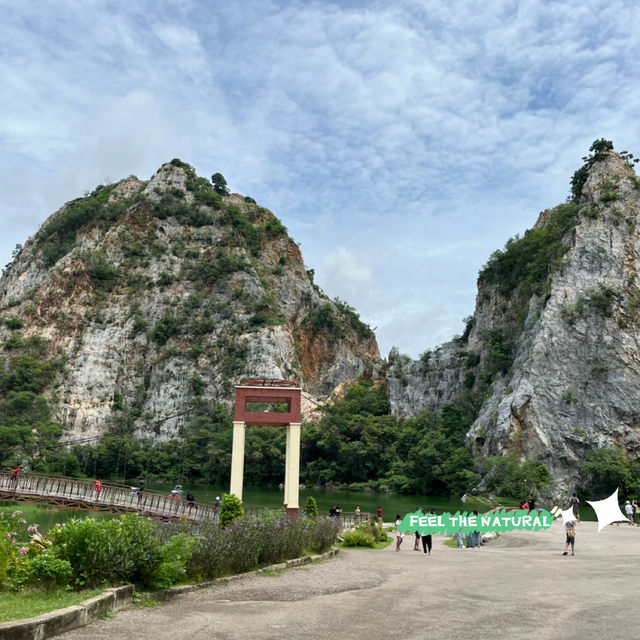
1,1,640,358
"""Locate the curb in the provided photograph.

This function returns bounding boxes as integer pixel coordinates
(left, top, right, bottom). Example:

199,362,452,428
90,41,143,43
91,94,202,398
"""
0,548,339,640
0,585,134,640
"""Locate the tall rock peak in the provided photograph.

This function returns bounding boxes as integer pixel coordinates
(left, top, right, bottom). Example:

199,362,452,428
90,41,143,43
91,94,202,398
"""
388,145,640,494
0,161,381,442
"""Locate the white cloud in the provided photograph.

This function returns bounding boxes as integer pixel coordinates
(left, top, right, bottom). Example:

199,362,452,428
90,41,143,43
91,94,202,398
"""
2,0,640,357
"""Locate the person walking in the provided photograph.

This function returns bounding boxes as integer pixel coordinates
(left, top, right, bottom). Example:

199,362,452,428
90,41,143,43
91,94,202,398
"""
376,506,383,526
563,519,576,556
95,479,102,501
136,484,144,506
413,507,424,551
11,466,19,487
421,509,435,555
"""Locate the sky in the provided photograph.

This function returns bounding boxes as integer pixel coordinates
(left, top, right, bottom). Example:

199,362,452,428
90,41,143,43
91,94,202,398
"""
1,1,640,359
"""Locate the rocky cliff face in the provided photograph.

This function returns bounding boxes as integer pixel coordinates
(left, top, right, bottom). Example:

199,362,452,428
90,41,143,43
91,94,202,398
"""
389,149,640,492
0,161,380,441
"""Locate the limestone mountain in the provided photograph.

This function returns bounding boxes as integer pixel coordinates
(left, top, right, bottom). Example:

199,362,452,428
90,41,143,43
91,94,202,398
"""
388,144,640,493
0,160,379,443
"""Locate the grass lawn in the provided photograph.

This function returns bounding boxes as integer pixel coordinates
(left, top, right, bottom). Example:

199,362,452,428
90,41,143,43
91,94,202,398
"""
0,588,104,623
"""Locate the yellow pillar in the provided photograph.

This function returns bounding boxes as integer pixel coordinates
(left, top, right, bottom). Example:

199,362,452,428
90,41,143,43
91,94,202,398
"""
284,423,291,507
285,422,301,510
230,420,246,500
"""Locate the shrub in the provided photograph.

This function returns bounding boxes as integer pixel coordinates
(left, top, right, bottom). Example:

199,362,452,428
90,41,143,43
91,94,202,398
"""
304,496,319,517
308,304,338,333
50,515,163,588
148,533,198,590
304,516,339,553
219,494,244,528
220,206,260,255
263,217,287,237
586,284,620,317
342,529,376,547
1,357,53,394
183,511,336,580
4,317,23,330
29,554,73,589
86,253,119,291
152,315,181,345
193,189,222,209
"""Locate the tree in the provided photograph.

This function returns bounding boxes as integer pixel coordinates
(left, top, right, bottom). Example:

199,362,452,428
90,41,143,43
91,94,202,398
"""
580,447,631,498
211,173,229,195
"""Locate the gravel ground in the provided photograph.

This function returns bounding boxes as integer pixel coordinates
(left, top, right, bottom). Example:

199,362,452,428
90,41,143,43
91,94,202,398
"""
54,520,640,640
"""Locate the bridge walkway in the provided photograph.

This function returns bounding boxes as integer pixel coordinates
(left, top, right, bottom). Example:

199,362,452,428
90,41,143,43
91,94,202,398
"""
0,472,217,522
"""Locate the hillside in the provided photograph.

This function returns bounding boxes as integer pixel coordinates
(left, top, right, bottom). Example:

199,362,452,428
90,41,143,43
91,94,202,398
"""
0,160,380,453
388,142,640,494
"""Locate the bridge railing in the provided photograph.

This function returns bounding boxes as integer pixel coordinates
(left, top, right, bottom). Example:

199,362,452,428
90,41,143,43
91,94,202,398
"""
0,471,218,522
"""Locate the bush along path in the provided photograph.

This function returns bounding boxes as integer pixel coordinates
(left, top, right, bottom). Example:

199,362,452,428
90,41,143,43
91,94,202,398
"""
0,504,340,627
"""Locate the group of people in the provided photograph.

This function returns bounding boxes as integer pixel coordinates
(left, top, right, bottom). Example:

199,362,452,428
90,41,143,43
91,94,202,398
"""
328,505,382,524
394,508,483,554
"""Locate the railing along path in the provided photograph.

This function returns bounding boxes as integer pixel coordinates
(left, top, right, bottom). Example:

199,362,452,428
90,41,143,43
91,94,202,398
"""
0,472,218,522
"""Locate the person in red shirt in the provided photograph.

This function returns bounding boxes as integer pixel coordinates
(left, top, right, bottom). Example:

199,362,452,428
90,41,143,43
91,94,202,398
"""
95,479,102,501
11,467,19,486
376,506,383,525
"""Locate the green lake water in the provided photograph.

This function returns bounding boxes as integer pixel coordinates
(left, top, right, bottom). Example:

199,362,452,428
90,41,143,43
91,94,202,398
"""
145,484,596,520
147,484,522,518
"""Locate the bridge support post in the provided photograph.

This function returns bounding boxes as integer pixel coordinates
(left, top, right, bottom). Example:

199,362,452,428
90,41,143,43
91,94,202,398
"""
230,420,246,501
284,422,301,514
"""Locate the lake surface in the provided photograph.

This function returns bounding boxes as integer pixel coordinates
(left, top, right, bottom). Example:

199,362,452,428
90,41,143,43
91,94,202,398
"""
147,483,548,516
146,484,597,520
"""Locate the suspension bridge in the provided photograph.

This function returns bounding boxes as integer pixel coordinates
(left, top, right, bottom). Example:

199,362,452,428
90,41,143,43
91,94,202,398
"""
0,472,218,521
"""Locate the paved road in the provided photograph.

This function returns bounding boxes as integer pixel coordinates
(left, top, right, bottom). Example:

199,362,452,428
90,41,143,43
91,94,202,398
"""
55,520,640,640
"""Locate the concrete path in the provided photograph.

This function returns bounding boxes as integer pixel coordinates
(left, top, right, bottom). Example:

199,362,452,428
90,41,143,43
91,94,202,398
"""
55,520,640,640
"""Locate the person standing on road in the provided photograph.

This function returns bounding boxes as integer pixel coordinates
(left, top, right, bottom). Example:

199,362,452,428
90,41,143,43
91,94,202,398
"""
563,519,576,556
395,514,405,551
625,500,634,525
414,507,424,551
469,511,481,548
